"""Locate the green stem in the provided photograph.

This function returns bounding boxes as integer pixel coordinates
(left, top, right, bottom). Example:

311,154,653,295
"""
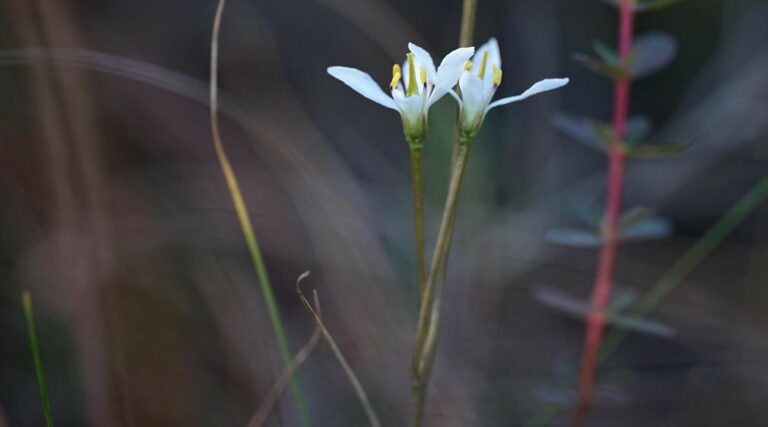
410,138,473,427
408,2,479,423
22,290,54,427
210,1,312,425
409,143,427,302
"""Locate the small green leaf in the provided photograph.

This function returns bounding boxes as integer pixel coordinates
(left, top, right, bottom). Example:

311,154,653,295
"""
546,227,604,248
627,143,689,158
552,113,605,152
593,40,619,65
587,120,619,146
533,285,676,337
554,114,653,151
601,0,684,12
620,206,654,230
622,216,674,241
610,315,676,336
574,204,603,230
626,116,653,145
573,53,627,80
631,32,678,79
639,0,684,12
607,287,639,314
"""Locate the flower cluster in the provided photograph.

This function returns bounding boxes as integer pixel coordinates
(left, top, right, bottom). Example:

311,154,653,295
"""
328,38,569,141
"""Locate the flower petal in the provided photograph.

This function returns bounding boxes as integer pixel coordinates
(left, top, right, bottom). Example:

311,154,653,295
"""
429,47,475,107
435,47,475,88
447,89,463,106
486,78,569,111
392,90,424,122
458,72,486,122
408,42,437,81
472,38,501,74
327,66,398,110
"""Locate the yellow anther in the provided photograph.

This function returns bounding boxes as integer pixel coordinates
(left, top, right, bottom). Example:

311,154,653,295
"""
390,64,402,89
478,50,490,79
419,66,427,86
406,52,418,96
492,66,502,86
464,60,473,71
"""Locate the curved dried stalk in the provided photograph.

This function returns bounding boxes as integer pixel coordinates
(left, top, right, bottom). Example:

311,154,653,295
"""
296,273,382,427
249,273,323,427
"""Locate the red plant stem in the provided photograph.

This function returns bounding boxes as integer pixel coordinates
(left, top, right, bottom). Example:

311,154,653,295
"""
573,1,634,426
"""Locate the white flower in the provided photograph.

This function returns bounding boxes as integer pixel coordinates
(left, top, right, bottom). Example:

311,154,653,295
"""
453,38,570,137
328,44,475,143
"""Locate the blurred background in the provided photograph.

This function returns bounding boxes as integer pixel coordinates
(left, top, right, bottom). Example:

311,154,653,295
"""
0,0,767,425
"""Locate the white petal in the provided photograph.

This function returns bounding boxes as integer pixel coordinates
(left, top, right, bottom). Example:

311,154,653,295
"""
426,86,450,108
392,90,424,122
472,38,501,74
458,72,486,121
486,78,569,111
435,47,475,88
408,42,437,81
429,47,475,107
327,66,398,110
447,89,463,106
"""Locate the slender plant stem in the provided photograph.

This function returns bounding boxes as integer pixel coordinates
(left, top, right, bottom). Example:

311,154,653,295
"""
409,1,479,423
451,0,479,167
459,0,478,48
409,144,427,302
410,139,472,427
297,280,382,427
573,1,634,425
22,291,54,427
209,1,312,425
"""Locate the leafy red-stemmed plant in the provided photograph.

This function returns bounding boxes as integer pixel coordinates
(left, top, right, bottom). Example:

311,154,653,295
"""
553,0,684,425
572,2,635,424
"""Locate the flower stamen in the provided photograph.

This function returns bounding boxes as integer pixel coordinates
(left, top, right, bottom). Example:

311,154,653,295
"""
390,64,402,89
406,52,418,96
478,50,490,79
464,60,473,71
419,66,427,87
492,66,503,87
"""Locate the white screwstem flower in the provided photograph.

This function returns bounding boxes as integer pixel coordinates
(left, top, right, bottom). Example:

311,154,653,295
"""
327,44,475,144
454,38,570,138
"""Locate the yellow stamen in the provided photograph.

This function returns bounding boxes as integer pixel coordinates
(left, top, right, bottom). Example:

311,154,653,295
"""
419,66,427,86
406,52,418,96
464,60,473,71
478,50,490,79
390,64,402,89
492,65,503,86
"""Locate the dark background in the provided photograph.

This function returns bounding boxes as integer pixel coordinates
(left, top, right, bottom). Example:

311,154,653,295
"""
0,0,767,425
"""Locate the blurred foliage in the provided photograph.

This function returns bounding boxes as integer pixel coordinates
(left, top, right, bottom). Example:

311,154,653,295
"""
0,0,765,426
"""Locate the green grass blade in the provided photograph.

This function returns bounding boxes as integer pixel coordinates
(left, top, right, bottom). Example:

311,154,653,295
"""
209,1,312,425
22,290,54,427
